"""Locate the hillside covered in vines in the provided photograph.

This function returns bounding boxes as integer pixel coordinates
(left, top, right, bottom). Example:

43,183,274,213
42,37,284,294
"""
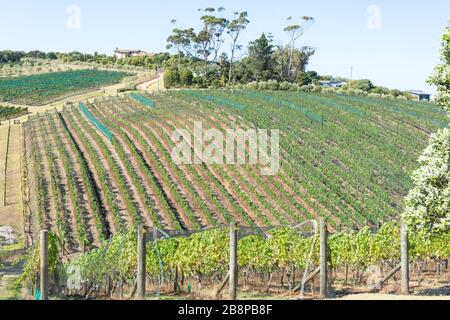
22,90,448,254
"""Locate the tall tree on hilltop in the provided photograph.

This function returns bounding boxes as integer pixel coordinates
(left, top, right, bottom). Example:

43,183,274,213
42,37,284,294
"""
166,28,196,70
166,8,229,80
284,16,315,81
274,45,315,81
195,8,229,77
227,11,250,86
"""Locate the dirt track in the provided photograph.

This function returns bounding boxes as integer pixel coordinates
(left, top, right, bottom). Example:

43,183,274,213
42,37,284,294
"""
137,73,164,92
0,124,24,240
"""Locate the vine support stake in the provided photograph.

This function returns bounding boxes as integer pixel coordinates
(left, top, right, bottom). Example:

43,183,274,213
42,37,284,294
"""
229,222,238,300
137,225,147,300
320,218,328,299
40,230,48,301
400,221,409,295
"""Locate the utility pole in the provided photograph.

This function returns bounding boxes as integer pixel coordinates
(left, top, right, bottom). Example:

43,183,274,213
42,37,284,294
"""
348,66,353,89
155,65,161,93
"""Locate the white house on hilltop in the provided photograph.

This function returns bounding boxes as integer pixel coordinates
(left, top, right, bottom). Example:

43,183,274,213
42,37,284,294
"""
319,80,348,88
114,48,156,59
408,90,431,102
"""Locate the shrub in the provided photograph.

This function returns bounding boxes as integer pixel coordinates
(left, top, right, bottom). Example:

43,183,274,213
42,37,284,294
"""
310,85,323,93
258,81,268,90
244,81,259,90
289,83,300,92
164,68,180,88
266,79,279,90
322,87,337,94
368,93,382,99
117,84,137,93
279,81,292,91
299,84,314,92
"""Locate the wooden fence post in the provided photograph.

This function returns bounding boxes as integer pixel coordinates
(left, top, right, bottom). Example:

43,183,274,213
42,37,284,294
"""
137,225,146,300
229,222,238,300
400,221,409,295
40,230,48,300
320,219,328,299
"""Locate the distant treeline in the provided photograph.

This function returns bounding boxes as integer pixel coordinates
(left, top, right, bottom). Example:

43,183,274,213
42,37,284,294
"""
0,50,49,63
0,50,60,63
158,7,417,100
0,49,170,70
0,43,415,99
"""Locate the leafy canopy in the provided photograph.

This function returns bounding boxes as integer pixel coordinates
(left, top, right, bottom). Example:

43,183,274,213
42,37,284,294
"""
402,22,450,236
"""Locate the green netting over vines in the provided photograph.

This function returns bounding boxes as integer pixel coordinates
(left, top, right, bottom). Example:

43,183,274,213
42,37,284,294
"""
203,95,246,112
0,69,131,105
307,94,366,117
337,94,448,128
130,93,156,108
245,91,324,123
79,102,113,141
184,91,247,112
396,108,449,128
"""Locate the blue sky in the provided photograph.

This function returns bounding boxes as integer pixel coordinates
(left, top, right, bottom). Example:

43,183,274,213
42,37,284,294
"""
0,0,448,93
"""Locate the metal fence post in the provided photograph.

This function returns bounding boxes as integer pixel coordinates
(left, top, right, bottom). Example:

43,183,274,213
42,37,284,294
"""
137,225,146,300
229,222,238,300
320,219,328,299
40,230,48,300
401,221,409,295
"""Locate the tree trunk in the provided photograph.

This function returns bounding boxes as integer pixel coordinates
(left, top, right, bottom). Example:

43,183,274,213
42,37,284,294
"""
265,273,273,293
119,279,124,300
129,281,137,300
173,268,179,292
228,51,234,87
344,263,348,285
290,266,296,290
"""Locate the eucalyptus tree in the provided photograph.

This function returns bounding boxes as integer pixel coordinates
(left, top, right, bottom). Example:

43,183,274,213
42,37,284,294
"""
274,45,315,81
167,8,229,80
195,8,229,77
166,28,196,69
227,11,250,86
284,16,315,81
